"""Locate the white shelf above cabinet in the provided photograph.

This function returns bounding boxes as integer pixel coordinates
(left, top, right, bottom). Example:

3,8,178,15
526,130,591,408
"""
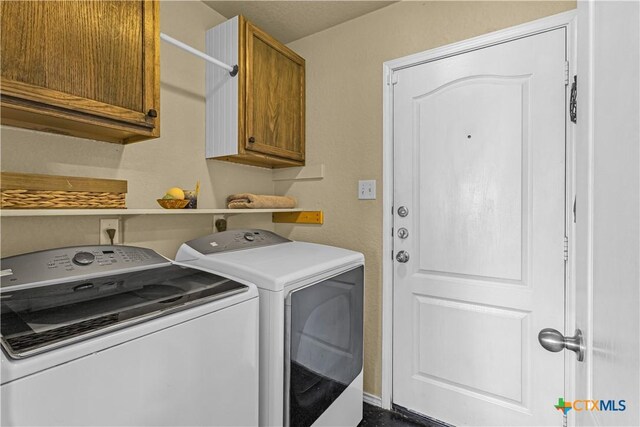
0,208,304,217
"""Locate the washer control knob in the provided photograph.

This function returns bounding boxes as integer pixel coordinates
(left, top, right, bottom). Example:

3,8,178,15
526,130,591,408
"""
73,252,95,266
244,232,255,242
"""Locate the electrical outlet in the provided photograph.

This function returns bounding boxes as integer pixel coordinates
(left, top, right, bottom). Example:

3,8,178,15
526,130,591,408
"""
100,219,121,245
358,180,376,200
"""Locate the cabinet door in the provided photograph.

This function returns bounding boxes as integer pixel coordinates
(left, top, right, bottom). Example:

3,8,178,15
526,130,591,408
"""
0,0,159,142
245,22,305,162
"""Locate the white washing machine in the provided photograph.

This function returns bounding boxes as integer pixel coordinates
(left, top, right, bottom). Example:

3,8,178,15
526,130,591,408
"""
0,245,259,426
176,229,364,427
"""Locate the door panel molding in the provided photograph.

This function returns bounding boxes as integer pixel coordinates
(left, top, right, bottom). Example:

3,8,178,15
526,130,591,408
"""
414,77,530,282
381,9,577,414
414,270,526,286
412,294,530,406
412,74,532,101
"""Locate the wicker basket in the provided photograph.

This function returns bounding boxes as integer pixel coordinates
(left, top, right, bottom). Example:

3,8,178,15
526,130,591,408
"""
1,172,127,209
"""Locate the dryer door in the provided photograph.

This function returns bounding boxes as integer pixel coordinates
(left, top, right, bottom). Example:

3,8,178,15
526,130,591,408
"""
285,266,363,427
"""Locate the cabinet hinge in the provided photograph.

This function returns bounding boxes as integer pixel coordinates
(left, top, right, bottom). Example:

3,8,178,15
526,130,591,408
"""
387,72,398,85
570,75,577,123
564,236,569,262
564,61,570,85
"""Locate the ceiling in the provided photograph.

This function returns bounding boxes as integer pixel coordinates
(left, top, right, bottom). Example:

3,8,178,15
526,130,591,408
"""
203,1,397,44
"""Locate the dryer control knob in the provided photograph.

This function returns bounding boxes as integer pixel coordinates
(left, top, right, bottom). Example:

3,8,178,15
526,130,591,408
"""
243,232,255,242
73,251,95,266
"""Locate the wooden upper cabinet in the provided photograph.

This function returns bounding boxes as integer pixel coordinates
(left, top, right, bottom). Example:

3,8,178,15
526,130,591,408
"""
245,22,305,163
206,16,305,168
0,0,160,144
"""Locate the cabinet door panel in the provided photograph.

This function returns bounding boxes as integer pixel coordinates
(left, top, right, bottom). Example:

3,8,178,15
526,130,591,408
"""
51,1,144,112
0,0,159,142
245,23,305,162
2,1,144,112
1,1,48,87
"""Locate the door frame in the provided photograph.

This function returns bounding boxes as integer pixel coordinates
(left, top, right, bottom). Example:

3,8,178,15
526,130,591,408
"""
381,10,577,411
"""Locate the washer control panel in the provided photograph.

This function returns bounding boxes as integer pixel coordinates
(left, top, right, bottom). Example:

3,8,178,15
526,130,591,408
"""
185,229,291,255
1,246,168,290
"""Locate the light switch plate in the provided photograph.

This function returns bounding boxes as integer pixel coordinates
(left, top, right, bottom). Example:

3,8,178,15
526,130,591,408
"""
358,180,376,200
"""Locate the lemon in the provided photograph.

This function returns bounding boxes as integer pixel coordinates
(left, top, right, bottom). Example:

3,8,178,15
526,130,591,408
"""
165,187,185,200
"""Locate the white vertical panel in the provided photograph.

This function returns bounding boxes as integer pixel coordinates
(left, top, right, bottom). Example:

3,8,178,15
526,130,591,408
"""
205,17,239,158
575,2,640,427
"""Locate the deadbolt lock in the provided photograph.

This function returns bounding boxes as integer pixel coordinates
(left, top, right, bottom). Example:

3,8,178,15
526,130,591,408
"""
397,228,409,239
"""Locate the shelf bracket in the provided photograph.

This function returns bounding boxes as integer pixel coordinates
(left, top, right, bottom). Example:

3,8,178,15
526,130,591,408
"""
272,211,323,225
160,32,238,77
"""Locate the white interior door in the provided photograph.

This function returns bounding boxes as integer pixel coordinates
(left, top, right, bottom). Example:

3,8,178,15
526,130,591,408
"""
392,28,568,426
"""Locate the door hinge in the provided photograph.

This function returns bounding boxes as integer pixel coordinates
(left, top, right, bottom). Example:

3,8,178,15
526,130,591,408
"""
391,250,394,260
564,236,569,262
570,75,577,123
387,72,398,85
564,61,570,85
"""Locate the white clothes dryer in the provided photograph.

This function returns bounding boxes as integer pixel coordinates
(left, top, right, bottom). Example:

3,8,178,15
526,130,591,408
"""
1,245,259,426
176,230,364,427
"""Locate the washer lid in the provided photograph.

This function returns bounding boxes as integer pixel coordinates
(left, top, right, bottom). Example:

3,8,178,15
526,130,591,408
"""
176,241,364,292
0,264,248,359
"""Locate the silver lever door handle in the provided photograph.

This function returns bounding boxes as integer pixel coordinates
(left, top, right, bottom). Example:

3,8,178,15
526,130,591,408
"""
538,328,585,362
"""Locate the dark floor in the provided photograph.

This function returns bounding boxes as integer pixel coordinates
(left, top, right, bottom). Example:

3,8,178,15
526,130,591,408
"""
359,403,451,427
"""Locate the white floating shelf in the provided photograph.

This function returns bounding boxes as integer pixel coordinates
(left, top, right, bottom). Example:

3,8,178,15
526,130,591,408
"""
1,208,304,217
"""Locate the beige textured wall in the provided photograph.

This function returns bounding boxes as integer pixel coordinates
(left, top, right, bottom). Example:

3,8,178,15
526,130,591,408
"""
1,1,275,258
280,0,576,397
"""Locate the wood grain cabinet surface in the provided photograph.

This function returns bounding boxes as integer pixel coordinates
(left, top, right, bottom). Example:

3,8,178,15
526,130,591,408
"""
0,0,160,144
206,16,305,168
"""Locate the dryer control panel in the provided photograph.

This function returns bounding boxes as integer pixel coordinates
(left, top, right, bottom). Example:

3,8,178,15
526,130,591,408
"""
184,229,291,255
1,246,169,290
